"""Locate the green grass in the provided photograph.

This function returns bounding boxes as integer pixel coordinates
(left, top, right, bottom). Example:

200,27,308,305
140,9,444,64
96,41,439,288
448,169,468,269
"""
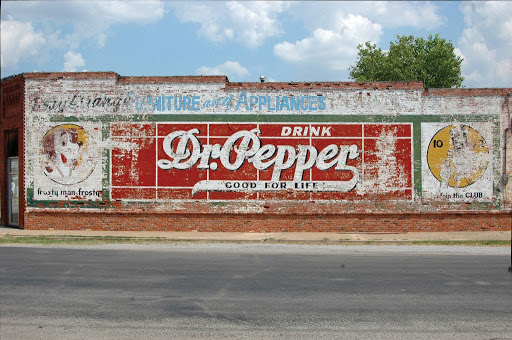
0,235,510,247
0,235,168,246
410,240,511,247
335,240,510,246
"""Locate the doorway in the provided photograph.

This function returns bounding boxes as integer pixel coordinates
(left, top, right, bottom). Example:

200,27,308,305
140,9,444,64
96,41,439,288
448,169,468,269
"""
8,157,19,226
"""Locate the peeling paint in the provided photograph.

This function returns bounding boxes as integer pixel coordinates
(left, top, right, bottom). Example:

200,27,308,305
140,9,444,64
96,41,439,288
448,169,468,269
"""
3,73,506,232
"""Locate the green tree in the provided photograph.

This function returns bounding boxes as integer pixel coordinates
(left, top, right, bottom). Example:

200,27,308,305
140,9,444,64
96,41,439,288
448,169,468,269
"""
349,34,464,88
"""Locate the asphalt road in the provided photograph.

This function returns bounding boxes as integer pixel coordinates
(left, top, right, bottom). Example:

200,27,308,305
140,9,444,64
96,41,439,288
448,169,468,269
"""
1,244,511,339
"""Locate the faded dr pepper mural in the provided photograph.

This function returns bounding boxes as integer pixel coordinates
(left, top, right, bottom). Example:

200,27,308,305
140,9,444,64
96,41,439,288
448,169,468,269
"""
111,123,413,200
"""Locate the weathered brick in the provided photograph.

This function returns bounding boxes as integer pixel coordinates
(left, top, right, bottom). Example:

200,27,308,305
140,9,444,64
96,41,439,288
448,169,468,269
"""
1,72,511,232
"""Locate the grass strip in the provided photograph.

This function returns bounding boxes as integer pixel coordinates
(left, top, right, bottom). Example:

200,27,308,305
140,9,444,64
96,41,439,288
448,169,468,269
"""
0,235,167,245
0,235,510,246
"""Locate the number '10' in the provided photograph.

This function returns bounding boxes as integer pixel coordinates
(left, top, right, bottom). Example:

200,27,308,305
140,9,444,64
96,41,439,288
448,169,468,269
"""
432,140,444,148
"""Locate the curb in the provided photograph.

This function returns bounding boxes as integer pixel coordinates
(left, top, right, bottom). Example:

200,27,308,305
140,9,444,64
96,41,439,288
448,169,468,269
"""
1,227,510,243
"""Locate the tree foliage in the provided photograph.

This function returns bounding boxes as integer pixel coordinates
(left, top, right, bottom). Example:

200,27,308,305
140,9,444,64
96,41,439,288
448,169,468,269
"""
349,34,464,88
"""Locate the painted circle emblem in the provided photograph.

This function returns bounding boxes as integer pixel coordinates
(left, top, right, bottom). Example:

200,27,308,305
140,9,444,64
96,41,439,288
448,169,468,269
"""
427,125,489,188
40,124,97,185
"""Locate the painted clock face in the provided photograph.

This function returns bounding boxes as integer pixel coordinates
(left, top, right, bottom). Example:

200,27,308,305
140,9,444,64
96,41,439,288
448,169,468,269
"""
427,125,489,188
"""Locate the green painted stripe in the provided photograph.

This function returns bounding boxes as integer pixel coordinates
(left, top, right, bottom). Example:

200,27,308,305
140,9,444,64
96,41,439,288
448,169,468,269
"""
413,123,422,196
101,123,111,201
492,123,502,208
50,114,499,124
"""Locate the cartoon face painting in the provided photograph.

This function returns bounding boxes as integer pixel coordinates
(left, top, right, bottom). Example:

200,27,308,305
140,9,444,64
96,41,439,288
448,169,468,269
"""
40,124,97,185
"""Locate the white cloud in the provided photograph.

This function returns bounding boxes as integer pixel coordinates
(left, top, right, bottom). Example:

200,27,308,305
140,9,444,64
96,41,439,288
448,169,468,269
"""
66,1,165,49
337,14,383,43
63,51,85,72
461,1,512,45
171,3,226,43
1,1,165,75
196,61,249,81
225,1,287,47
375,1,445,29
0,17,45,69
274,14,382,72
288,1,444,32
458,1,512,87
172,1,290,48
2,1,164,26
94,1,165,24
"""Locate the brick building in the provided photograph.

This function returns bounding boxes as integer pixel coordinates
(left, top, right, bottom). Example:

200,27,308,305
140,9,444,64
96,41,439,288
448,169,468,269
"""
1,72,511,232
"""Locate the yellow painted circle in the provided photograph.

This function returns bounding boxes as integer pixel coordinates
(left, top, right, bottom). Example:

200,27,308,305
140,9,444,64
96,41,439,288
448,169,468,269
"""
427,125,489,188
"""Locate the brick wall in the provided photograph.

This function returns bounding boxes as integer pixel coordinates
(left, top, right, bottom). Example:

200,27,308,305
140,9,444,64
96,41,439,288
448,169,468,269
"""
0,75,25,227
2,72,511,232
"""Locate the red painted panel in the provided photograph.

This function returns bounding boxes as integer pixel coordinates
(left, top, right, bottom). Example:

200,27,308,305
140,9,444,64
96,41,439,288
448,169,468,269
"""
259,191,311,201
259,124,362,138
365,124,411,138
209,192,258,200
209,123,257,136
310,138,362,182
312,191,365,200
158,188,207,200
259,124,310,137
364,138,412,187
257,137,311,181
208,137,258,181
111,137,156,187
156,136,208,187
111,123,155,137
157,123,207,136
110,123,133,137
110,122,413,201
112,188,156,200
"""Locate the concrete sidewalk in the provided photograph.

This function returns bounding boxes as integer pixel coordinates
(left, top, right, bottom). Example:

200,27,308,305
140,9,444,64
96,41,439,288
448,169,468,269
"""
1,226,510,243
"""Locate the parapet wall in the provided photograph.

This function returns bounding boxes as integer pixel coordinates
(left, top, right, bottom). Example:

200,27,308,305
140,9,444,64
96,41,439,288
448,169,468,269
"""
4,72,511,231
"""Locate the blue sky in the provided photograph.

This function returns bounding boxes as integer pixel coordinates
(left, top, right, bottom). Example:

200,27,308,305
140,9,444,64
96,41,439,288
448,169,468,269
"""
1,1,511,88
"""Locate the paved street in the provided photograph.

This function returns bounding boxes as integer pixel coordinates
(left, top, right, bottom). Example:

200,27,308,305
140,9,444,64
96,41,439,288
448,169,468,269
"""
1,244,511,339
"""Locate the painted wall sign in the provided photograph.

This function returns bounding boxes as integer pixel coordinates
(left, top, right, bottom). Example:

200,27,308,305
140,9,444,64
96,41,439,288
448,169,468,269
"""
20,77,504,211
124,92,327,112
30,91,327,114
40,124,96,185
110,122,413,201
422,123,493,201
34,123,103,201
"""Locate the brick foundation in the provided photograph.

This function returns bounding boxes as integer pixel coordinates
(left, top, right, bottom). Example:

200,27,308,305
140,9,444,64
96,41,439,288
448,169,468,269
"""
25,210,511,233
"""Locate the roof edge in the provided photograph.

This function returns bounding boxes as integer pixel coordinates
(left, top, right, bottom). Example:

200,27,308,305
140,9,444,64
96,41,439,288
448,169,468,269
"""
21,72,119,80
225,81,425,90
2,72,228,84
116,75,228,84
424,88,512,96
2,73,511,95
